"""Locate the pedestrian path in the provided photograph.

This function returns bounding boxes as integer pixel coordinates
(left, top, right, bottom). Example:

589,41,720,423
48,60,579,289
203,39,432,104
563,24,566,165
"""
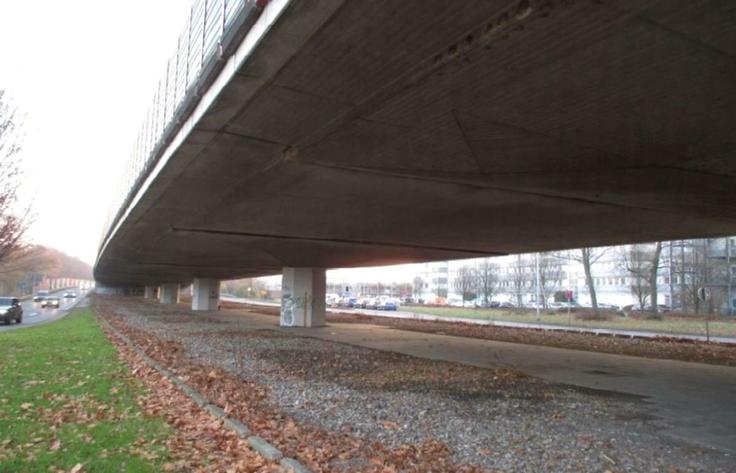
208,306,736,454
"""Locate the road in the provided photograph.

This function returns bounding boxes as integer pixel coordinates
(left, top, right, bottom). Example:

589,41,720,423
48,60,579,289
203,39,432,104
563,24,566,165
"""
0,288,85,332
221,296,736,345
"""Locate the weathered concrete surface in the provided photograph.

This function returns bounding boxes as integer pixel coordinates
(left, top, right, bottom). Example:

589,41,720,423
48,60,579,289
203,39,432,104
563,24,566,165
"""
280,267,326,327
192,278,220,311
144,286,157,299
159,283,180,304
96,0,736,285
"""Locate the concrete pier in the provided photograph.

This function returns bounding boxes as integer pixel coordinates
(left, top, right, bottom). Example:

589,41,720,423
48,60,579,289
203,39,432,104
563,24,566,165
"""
192,278,220,311
280,267,325,327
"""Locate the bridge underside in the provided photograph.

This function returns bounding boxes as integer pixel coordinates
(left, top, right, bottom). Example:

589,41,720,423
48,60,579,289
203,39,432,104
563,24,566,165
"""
95,0,736,286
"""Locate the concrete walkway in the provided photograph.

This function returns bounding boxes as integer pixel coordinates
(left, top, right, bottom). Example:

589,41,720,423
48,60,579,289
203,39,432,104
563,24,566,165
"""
216,307,736,454
222,296,736,345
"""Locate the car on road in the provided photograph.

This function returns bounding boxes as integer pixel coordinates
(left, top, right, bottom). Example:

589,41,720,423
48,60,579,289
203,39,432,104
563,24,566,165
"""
0,297,23,324
41,297,61,309
63,292,77,298
447,298,465,307
377,298,399,311
341,297,358,308
364,298,380,309
33,290,49,302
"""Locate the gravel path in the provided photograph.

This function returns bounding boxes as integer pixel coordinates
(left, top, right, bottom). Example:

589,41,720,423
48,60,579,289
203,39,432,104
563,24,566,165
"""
101,297,733,472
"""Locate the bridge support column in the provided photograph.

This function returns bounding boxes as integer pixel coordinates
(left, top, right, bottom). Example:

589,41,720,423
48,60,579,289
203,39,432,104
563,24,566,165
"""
280,267,326,327
159,283,179,304
144,286,157,299
192,278,220,311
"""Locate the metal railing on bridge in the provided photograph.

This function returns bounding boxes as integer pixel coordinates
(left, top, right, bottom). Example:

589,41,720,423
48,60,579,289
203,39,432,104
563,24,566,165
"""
99,0,266,255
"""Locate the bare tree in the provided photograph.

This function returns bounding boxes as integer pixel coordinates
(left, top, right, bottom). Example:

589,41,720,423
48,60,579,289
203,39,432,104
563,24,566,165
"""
0,90,29,264
617,242,665,313
620,244,651,311
681,239,718,314
562,247,608,315
453,265,477,306
221,277,269,299
508,254,530,307
538,252,563,309
413,276,424,299
649,242,663,313
663,239,724,314
0,246,59,295
475,258,499,306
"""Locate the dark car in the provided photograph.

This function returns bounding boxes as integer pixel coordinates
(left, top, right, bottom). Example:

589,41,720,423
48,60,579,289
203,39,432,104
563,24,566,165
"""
0,297,23,324
378,300,398,311
41,297,61,309
63,292,77,298
33,290,49,302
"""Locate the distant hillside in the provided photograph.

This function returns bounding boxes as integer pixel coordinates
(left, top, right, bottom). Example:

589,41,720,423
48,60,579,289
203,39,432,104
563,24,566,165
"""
0,245,93,294
41,247,93,279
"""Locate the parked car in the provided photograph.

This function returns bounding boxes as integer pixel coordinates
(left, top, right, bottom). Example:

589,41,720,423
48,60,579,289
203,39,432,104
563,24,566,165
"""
377,298,399,311
365,298,380,309
0,297,22,324
447,298,465,307
63,292,77,299
499,301,515,309
325,294,341,307
41,297,61,309
33,290,49,302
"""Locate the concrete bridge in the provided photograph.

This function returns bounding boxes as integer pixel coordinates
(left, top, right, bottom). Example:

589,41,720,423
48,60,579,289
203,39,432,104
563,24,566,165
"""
95,0,736,325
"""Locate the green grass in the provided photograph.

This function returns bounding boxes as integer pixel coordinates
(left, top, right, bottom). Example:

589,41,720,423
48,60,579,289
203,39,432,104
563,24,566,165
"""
401,306,736,338
0,309,171,472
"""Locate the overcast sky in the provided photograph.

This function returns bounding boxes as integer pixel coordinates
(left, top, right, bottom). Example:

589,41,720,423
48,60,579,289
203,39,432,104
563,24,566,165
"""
0,0,432,282
0,0,189,265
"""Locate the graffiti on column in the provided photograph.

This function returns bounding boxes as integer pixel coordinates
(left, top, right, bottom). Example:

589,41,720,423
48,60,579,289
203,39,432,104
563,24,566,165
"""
281,278,294,326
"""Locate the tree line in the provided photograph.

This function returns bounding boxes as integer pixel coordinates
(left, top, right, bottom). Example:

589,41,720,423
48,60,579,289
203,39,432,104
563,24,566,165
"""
446,239,734,315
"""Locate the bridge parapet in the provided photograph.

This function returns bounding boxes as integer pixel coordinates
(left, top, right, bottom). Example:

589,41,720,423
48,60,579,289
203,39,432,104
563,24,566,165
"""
100,0,267,253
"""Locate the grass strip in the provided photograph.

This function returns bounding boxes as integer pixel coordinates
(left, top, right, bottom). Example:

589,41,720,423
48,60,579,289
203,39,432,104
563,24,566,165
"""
402,306,736,337
0,308,171,472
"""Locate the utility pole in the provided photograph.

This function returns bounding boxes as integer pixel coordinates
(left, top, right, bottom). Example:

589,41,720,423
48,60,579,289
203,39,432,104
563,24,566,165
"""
535,252,541,321
680,240,686,311
669,240,674,310
727,237,733,316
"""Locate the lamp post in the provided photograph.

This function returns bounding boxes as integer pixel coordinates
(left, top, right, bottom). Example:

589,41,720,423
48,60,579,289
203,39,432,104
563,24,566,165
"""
535,252,541,321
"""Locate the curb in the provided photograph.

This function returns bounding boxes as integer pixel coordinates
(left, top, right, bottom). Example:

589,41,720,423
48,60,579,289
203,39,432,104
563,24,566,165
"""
99,318,312,472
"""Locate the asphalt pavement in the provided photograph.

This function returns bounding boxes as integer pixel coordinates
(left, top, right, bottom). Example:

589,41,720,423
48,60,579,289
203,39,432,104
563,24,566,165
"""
0,288,85,332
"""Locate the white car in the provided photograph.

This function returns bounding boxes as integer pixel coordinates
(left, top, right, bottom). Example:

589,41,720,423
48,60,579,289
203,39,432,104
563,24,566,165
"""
447,298,465,307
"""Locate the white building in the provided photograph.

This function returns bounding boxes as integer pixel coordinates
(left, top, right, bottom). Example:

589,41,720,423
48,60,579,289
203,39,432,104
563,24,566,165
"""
424,239,736,310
